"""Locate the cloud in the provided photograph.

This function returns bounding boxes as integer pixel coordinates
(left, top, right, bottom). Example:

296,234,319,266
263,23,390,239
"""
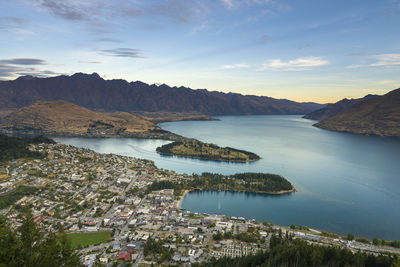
0,58,46,65
150,0,204,24
99,48,144,58
221,0,281,10
221,0,235,9
345,64,363,69
370,54,400,67
93,37,122,43
0,57,61,80
38,0,88,21
263,56,329,70
0,16,25,30
21,0,205,27
345,53,400,68
0,64,59,80
79,61,102,64
377,80,400,85
221,63,251,69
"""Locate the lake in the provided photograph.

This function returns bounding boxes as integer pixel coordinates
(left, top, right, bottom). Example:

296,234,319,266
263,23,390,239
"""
54,115,400,240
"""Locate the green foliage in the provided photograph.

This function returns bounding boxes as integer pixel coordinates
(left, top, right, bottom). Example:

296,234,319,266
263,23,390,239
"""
156,140,260,162
0,134,55,162
194,236,399,267
0,185,37,209
146,180,183,195
66,231,111,248
321,231,339,239
372,238,400,248
143,237,172,263
347,233,355,241
189,172,294,193
147,172,294,195
0,211,81,266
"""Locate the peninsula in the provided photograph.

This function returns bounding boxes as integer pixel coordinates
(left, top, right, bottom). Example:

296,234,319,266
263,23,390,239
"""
147,172,295,196
156,140,260,162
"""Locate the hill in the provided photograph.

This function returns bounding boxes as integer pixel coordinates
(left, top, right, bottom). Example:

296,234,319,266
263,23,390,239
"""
0,73,324,115
303,94,378,121
0,134,55,162
0,101,182,140
315,88,400,137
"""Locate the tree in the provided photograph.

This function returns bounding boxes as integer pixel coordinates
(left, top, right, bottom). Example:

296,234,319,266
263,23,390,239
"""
347,233,354,241
0,211,81,266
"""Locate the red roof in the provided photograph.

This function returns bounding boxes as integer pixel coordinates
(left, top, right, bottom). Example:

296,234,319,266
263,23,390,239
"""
118,252,131,262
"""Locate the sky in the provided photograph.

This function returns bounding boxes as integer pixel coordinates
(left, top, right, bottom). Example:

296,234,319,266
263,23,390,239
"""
1,0,400,103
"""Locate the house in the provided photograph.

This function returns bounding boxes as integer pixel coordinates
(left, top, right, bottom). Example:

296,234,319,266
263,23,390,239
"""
118,252,131,262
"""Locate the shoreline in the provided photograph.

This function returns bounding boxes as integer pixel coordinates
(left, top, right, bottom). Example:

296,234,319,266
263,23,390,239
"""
157,152,260,163
175,190,189,209
176,187,295,209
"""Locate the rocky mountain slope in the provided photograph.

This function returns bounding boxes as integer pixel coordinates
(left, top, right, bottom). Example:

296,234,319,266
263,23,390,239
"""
303,94,378,121
0,101,182,140
315,88,400,137
0,73,324,115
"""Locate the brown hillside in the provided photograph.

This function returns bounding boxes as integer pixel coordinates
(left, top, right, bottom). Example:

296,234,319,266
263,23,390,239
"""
0,101,158,137
315,88,400,137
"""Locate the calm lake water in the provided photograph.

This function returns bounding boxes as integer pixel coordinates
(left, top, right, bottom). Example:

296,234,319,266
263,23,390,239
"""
55,115,400,240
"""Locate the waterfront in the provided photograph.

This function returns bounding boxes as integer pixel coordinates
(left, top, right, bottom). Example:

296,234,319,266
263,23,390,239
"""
55,115,400,240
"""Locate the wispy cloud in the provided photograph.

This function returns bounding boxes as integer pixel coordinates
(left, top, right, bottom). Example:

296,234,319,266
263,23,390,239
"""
99,48,144,58
370,54,400,66
21,0,206,28
221,63,251,69
345,53,400,68
93,37,122,43
220,0,284,10
0,58,61,80
263,56,329,70
0,58,46,65
221,0,235,9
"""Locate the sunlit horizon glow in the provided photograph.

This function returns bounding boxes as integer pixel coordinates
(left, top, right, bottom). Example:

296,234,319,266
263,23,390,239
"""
1,0,400,104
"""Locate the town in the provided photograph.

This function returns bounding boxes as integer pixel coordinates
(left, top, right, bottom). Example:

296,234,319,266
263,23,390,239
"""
0,142,399,266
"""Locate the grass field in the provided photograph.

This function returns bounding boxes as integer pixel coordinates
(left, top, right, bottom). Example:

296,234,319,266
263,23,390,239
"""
66,231,112,248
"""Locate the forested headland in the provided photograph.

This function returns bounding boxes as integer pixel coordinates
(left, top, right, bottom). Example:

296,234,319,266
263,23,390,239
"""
147,172,295,195
156,140,260,162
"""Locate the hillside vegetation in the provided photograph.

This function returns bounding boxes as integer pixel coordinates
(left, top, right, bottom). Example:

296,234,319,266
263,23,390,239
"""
148,172,295,195
315,88,400,137
0,134,54,162
156,140,260,162
0,101,183,139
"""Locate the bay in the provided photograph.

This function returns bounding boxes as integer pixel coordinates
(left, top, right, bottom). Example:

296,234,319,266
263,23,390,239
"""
54,115,400,240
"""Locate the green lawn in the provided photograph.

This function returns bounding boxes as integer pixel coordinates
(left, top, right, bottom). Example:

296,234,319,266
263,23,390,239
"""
66,231,111,248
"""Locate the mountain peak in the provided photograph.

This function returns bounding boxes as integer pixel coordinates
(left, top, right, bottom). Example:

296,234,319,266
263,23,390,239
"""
71,72,102,79
16,75,38,81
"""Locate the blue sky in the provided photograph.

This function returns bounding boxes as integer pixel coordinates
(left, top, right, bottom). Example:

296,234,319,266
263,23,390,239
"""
1,0,400,103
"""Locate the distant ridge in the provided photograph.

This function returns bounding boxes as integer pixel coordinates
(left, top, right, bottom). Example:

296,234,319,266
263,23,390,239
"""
0,73,324,115
0,100,182,140
303,94,378,121
314,88,400,137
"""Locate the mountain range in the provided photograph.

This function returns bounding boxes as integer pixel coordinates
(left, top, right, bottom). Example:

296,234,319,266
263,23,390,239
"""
303,94,378,121
0,73,324,115
305,89,400,137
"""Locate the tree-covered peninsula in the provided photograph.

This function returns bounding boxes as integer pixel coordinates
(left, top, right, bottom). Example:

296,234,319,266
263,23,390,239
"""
156,140,260,162
147,172,295,195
